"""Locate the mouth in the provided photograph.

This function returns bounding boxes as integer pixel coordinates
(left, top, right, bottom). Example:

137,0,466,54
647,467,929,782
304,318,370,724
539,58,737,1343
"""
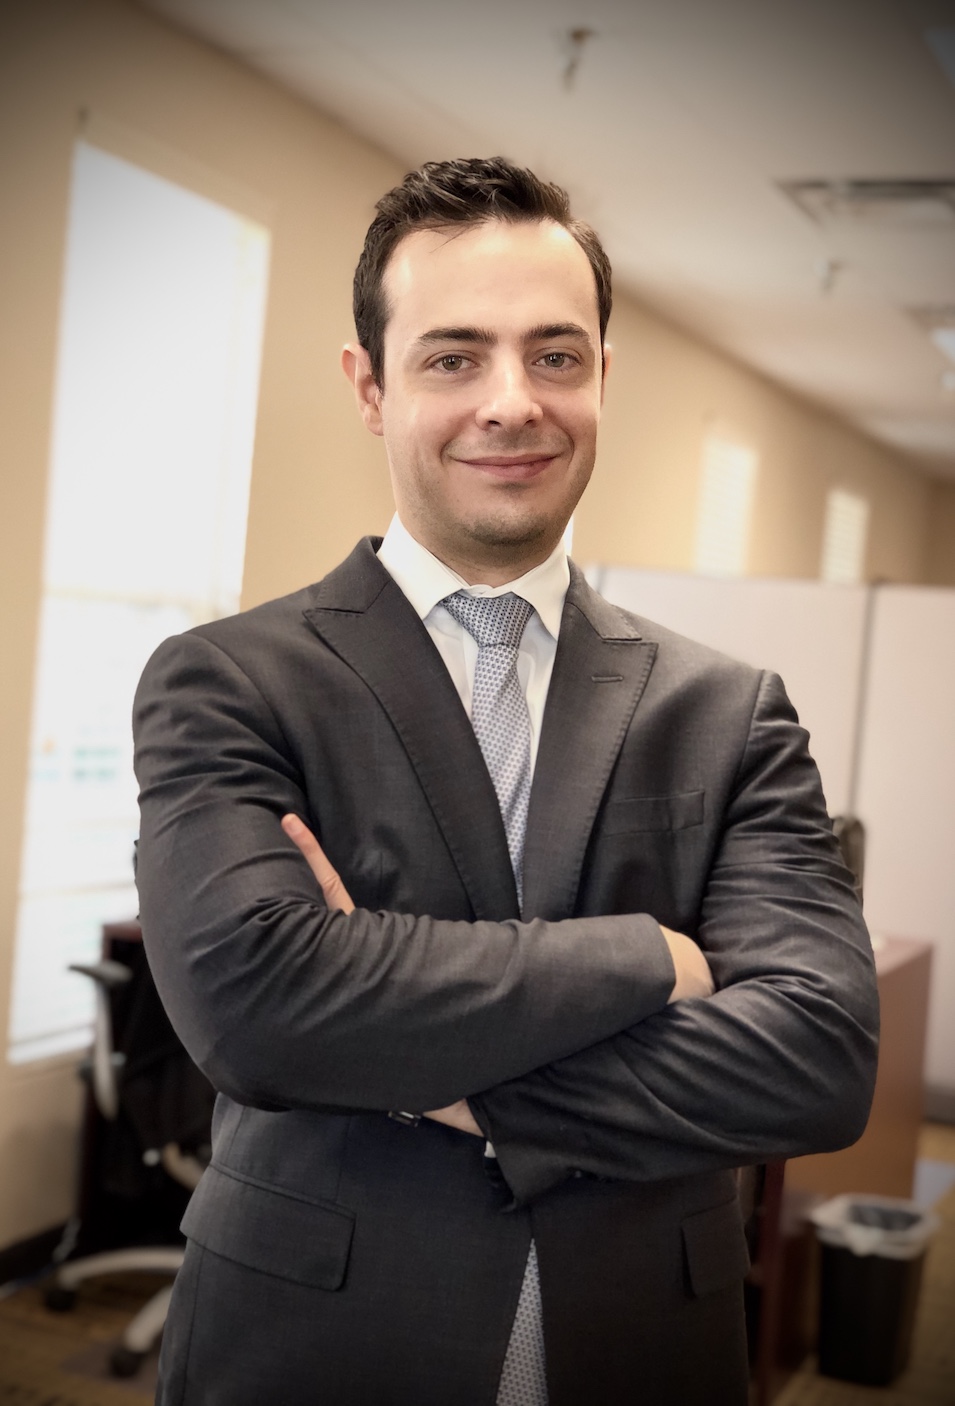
454,453,559,481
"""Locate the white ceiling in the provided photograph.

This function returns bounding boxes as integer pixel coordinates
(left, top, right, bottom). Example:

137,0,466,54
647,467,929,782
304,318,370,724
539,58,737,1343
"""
141,0,955,479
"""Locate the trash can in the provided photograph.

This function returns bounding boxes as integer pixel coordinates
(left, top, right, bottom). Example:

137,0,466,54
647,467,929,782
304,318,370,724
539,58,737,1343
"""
809,1194,940,1386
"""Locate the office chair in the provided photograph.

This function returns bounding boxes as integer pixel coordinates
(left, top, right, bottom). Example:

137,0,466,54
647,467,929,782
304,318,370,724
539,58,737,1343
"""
44,943,213,1377
832,813,865,905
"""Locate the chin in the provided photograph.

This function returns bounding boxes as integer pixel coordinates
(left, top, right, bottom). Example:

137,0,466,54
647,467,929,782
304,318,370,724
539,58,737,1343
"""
467,514,554,553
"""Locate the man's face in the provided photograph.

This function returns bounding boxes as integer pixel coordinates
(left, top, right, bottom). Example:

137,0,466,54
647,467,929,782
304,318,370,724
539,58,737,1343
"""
346,218,606,580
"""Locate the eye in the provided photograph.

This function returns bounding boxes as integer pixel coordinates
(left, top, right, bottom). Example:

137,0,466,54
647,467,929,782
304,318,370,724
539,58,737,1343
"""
538,351,575,369
433,354,469,372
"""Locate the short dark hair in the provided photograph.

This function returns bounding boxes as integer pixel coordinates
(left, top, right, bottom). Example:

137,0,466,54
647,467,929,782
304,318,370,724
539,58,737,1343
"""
353,156,612,386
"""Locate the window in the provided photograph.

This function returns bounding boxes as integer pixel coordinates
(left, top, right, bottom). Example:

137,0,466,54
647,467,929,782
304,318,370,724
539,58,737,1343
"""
820,488,869,585
694,434,758,577
8,141,270,1063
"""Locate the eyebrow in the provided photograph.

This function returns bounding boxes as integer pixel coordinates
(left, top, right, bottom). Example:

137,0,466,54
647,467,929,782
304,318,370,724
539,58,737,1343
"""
413,322,595,350
526,323,593,345
414,326,496,349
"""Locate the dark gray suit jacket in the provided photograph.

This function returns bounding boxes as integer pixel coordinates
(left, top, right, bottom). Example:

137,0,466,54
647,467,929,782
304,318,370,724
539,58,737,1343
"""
133,538,879,1406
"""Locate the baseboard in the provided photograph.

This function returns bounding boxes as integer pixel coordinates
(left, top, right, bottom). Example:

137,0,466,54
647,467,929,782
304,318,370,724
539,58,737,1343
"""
924,1084,955,1124
0,1223,66,1287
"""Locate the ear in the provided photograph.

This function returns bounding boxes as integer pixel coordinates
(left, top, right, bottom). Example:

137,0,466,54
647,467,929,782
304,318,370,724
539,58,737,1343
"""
599,342,612,406
342,343,384,436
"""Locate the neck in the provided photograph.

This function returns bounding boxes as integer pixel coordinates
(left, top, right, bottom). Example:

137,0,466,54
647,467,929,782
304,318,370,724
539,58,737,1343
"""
429,536,561,587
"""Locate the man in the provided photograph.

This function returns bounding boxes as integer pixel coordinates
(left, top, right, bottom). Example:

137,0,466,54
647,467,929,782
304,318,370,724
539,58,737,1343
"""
133,157,879,1406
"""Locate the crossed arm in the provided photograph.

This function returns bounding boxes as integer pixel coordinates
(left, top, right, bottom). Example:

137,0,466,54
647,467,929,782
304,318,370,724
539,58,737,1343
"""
280,812,716,1137
135,631,878,1203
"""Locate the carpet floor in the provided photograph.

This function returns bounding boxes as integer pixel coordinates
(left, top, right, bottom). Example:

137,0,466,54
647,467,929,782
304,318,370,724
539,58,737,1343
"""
0,1269,160,1406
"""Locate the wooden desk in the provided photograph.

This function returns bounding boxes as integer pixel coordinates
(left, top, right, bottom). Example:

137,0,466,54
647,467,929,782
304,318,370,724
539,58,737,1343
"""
786,936,933,1201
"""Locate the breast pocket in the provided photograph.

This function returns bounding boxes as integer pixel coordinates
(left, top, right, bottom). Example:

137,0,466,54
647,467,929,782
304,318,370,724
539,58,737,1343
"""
599,789,704,837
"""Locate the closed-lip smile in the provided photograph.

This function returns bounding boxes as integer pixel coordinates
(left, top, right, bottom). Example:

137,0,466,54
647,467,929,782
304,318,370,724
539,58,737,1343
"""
455,453,559,478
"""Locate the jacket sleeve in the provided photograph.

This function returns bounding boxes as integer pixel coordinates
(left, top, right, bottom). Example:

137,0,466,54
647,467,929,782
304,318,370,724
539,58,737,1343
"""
469,671,880,1203
133,630,676,1115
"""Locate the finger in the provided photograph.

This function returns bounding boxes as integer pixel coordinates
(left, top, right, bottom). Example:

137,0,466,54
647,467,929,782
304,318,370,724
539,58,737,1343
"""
424,1102,483,1137
424,1103,458,1122
661,926,714,1001
281,813,326,880
281,814,356,914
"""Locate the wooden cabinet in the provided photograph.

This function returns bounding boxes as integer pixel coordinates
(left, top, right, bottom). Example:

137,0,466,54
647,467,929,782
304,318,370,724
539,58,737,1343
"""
786,937,933,1201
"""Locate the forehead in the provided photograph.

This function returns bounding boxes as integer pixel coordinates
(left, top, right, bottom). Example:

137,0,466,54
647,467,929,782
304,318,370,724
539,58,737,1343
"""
381,219,600,344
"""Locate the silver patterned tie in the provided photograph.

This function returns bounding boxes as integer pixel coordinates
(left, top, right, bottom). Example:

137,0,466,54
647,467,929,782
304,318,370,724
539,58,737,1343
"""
442,591,548,1406
442,591,534,902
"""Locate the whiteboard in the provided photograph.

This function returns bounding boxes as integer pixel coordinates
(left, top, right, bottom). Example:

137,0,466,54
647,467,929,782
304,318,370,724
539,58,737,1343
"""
855,587,955,1094
593,566,869,817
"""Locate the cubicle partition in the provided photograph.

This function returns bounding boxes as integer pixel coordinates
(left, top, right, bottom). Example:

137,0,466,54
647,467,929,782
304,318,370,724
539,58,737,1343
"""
855,587,955,1119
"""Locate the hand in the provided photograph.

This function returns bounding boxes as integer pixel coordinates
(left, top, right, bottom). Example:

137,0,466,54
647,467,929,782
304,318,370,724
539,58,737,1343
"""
424,1099,484,1137
281,814,355,914
661,926,715,1001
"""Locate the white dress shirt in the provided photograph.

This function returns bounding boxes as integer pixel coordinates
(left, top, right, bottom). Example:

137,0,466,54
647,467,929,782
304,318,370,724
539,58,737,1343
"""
376,514,570,774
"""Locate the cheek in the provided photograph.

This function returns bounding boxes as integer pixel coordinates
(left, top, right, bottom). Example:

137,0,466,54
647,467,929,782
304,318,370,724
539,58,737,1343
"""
405,400,467,462
558,401,601,457
381,404,426,475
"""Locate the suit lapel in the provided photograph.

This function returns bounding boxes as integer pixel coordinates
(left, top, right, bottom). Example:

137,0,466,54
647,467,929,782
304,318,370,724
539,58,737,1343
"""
302,539,518,920
522,566,657,920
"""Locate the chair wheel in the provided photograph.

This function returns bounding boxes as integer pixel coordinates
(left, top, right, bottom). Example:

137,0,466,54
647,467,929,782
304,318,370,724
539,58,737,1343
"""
43,1284,77,1312
110,1344,145,1377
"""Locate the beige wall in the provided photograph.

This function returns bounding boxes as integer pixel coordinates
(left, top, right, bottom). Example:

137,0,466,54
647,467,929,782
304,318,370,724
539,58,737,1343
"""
0,0,945,1251
577,295,934,580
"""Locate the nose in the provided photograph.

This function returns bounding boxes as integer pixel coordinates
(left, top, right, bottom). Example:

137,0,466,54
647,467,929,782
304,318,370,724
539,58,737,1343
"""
475,357,543,431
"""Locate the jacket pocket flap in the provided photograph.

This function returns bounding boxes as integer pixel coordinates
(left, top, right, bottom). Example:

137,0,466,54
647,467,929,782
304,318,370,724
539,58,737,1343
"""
182,1163,354,1290
682,1196,750,1298
601,789,704,836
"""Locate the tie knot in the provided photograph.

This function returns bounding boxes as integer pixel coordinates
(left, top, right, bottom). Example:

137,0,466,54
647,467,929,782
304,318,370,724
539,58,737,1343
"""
443,591,534,649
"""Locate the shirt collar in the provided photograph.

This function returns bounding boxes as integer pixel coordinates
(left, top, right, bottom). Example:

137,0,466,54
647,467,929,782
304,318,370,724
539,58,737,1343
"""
377,513,570,642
